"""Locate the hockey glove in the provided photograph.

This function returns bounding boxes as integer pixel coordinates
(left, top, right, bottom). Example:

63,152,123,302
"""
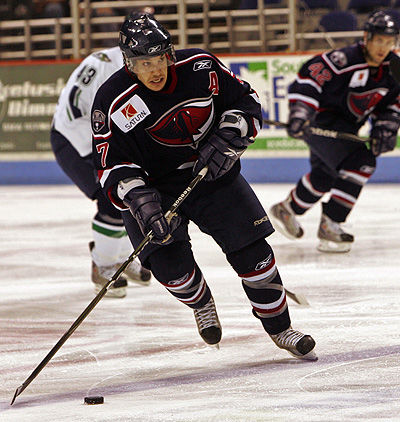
370,115,400,156
287,102,315,139
193,128,254,181
124,186,181,245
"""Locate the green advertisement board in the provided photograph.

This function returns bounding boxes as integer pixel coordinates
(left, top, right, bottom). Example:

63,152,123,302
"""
0,62,76,153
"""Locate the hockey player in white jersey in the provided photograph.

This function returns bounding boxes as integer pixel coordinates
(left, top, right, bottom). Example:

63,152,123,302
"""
51,46,151,298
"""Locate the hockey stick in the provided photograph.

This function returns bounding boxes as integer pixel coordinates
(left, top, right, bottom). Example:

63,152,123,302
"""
263,119,368,144
285,289,309,306
10,166,208,406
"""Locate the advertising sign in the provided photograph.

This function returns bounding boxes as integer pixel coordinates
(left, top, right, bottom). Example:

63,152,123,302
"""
0,62,76,153
225,54,309,150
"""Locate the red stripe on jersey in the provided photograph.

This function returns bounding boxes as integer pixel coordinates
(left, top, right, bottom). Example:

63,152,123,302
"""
107,187,127,210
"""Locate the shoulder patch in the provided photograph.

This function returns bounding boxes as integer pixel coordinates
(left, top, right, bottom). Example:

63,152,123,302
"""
93,52,111,62
111,95,151,133
328,51,347,68
193,60,212,71
92,110,106,132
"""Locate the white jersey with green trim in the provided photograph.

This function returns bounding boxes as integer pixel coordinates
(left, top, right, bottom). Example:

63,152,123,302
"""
53,47,123,157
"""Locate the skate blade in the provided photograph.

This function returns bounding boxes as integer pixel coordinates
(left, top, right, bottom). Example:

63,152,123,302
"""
289,349,318,361
317,239,351,253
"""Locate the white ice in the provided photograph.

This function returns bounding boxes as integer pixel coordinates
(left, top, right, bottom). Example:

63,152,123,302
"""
0,183,399,422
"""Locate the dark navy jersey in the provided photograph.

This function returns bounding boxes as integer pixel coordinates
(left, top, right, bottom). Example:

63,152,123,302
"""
91,48,262,209
288,42,400,134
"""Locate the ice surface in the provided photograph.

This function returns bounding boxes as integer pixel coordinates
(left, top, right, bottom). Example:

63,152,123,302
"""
0,184,399,422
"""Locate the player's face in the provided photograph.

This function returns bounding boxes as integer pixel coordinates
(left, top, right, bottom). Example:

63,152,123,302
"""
132,54,169,91
364,33,396,66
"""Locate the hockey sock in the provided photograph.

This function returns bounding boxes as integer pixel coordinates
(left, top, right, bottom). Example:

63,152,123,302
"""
290,171,333,215
323,153,375,222
118,233,134,261
227,239,291,335
147,241,212,309
91,215,127,267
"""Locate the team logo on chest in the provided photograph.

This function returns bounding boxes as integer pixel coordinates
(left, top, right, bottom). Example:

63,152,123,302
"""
146,95,215,148
111,95,151,133
349,69,369,88
347,88,388,120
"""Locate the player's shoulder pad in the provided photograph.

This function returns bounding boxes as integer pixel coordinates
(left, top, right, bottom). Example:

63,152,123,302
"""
175,48,217,70
91,47,123,66
323,43,364,72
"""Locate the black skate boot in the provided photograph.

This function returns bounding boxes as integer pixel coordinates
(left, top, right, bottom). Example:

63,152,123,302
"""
193,297,222,346
270,326,317,360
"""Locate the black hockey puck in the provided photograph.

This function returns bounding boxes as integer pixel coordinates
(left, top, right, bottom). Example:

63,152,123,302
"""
84,396,104,405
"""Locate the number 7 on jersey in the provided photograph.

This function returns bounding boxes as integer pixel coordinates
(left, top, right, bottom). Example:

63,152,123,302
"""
96,142,109,168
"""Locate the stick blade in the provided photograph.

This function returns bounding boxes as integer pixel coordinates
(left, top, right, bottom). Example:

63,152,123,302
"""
10,385,23,405
286,289,310,306
389,54,400,84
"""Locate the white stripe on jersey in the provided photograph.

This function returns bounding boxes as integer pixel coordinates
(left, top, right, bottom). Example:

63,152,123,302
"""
287,93,319,109
295,76,323,93
175,53,213,67
99,163,141,187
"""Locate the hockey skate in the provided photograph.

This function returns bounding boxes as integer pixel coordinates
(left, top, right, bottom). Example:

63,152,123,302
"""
270,327,317,360
193,297,222,346
89,242,128,298
123,258,152,286
269,196,304,240
317,213,354,253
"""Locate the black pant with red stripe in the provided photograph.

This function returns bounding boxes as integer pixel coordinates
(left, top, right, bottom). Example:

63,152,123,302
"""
289,134,376,222
122,170,291,335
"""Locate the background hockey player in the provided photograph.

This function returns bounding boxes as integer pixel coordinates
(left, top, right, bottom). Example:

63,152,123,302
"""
91,13,316,359
269,10,400,253
51,46,151,298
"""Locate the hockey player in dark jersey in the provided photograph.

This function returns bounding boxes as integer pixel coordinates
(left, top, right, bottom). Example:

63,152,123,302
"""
91,13,316,359
270,10,400,253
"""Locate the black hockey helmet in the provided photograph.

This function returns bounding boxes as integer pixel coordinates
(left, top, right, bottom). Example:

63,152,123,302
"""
119,12,175,73
364,11,399,39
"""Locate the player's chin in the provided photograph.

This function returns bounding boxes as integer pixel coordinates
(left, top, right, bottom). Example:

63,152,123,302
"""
148,79,166,91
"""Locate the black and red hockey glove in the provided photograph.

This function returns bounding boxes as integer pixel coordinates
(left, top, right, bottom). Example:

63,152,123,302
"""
193,128,254,181
370,114,400,156
124,186,181,245
287,101,315,139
